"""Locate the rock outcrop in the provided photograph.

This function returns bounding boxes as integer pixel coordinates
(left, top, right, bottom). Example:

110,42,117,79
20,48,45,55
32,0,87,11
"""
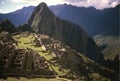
28,2,104,63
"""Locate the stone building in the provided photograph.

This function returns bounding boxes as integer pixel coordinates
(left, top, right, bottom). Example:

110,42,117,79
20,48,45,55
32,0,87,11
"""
0,34,55,78
0,33,62,78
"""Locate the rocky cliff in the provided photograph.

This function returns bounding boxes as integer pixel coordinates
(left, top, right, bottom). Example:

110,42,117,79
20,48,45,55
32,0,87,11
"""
28,2,104,63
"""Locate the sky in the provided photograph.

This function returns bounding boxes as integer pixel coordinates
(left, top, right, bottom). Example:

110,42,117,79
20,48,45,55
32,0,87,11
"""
0,0,119,13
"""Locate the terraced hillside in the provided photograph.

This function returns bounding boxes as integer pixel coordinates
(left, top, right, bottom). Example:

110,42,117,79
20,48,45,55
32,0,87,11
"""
0,32,118,81
0,2,119,81
94,35,120,60
10,32,117,81
0,32,55,79
94,35,119,74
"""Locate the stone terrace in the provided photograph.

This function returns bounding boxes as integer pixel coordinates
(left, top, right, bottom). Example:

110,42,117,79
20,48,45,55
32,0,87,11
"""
0,33,55,78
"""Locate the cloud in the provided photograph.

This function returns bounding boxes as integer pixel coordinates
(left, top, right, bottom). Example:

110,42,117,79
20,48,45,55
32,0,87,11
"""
11,0,65,6
10,0,119,9
0,0,119,13
0,9,2,12
64,0,120,9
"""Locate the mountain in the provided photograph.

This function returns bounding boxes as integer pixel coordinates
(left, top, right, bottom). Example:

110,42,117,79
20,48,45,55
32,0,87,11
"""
49,4,119,36
0,4,119,36
0,19,18,33
0,6,35,26
0,32,116,81
28,2,104,63
18,24,33,32
94,35,120,73
94,35,120,60
0,2,118,81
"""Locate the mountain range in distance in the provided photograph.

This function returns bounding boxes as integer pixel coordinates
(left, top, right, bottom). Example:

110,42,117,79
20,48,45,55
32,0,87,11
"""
49,4,119,36
0,6,34,27
0,4,119,36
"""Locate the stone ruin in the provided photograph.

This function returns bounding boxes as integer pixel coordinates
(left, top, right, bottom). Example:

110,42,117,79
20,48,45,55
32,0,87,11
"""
33,35,42,47
0,33,55,78
41,37,66,59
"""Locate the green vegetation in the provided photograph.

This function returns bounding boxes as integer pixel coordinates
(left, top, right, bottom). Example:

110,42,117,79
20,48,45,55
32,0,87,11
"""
7,77,65,81
0,32,3,39
89,73,110,81
94,35,120,60
12,33,53,60
11,33,114,81
50,64,70,76
12,33,69,79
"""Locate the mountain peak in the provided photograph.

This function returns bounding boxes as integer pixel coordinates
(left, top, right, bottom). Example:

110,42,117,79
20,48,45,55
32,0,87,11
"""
35,2,49,13
38,2,47,7
0,19,18,33
0,19,15,29
28,2,55,30
28,2,105,63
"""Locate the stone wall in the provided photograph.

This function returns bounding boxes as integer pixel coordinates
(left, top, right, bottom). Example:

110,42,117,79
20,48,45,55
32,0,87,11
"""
0,33,55,78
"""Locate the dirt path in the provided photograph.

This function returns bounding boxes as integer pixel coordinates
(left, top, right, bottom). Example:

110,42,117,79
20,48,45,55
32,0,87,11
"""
34,35,46,50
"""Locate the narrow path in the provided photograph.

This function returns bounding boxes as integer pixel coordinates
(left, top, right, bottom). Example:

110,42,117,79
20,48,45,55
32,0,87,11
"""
34,35,46,50
48,62,58,78
33,35,72,81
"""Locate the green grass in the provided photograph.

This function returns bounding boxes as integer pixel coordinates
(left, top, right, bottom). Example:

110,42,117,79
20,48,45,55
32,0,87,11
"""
12,33,70,77
0,32,3,39
7,77,18,81
89,73,110,81
7,77,65,81
94,35,120,60
13,33,54,60
11,33,113,81
12,33,65,74
51,65,69,76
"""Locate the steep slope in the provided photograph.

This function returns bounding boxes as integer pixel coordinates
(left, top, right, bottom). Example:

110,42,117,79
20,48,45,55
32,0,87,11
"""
0,6,34,26
28,2,104,63
12,32,116,81
0,19,18,33
49,4,119,36
94,35,120,60
94,35,120,73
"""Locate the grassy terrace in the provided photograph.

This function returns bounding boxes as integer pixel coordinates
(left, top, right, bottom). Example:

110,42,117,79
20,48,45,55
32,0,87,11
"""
94,35,120,60
7,77,65,81
12,33,70,81
12,33,53,60
11,33,112,81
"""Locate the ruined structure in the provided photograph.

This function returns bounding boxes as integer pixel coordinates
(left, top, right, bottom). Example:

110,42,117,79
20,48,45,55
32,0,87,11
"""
40,35,66,59
0,32,55,78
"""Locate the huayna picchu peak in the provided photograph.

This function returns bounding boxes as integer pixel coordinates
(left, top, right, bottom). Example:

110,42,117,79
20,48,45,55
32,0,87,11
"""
28,2,104,63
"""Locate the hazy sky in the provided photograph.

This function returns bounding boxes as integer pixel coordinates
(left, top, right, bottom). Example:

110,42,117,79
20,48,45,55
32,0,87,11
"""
0,0,119,13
